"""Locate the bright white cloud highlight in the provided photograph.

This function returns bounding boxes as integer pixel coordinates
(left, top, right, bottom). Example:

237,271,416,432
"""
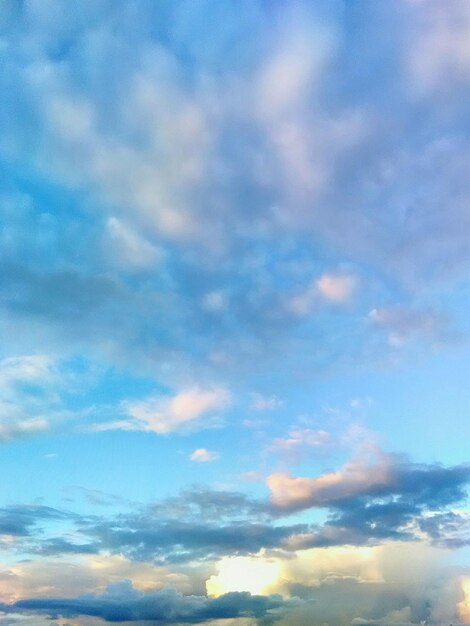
206,555,281,597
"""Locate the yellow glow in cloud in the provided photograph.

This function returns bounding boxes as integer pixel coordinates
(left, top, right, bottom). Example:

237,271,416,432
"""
458,577,470,622
206,556,282,597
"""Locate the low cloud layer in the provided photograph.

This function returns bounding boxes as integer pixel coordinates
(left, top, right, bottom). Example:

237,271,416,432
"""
4,583,296,624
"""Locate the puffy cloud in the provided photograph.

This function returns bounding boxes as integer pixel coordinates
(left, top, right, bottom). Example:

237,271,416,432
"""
207,555,282,597
267,450,394,511
287,272,358,316
459,576,470,622
2,545,469,626
267,451,470,515
190,449,220,463
315,273,358,304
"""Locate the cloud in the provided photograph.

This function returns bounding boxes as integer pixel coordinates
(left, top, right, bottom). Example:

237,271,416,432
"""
287,272,358,316
190,449,220,463
104,217,163,270
85,517,303,565
315,273,358,304
267,450,394,511
0,504,74,537
0,419,49,442
2,0,470,384
6,582,296,624
94,387,232,434
201,292,228,313
368,306,450,347
4,457,468,567
2,546,468,626
267,450,470,514
406,0,470,95
265,450,470,550
0,355,67,441
268,428,332,463
0,554,195,604
251,394,283,412
0,5,470,626
151,487,271,523
206,555,282,597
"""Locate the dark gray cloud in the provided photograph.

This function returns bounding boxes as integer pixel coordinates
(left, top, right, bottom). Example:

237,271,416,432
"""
5,582,299,624
0,504,76,537
85,518,306,564
150,486,271,522
418,511,470,549
31,537,99,556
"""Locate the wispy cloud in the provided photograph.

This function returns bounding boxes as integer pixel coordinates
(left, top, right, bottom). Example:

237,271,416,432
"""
93,387,232,434
0,355,67,441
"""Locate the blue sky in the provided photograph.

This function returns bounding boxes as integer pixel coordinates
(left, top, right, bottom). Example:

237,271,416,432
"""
1,1,470,625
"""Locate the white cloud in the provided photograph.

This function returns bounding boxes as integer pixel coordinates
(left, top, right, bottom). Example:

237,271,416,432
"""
0,418,49,442
189,448,219,463
96,387,232,435
0,355,63,441
315,273,358,304
206,554,281,596
0,355,57,389
287,272,358,316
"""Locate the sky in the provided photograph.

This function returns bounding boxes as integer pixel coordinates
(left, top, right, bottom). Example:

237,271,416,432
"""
0,0,470,625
